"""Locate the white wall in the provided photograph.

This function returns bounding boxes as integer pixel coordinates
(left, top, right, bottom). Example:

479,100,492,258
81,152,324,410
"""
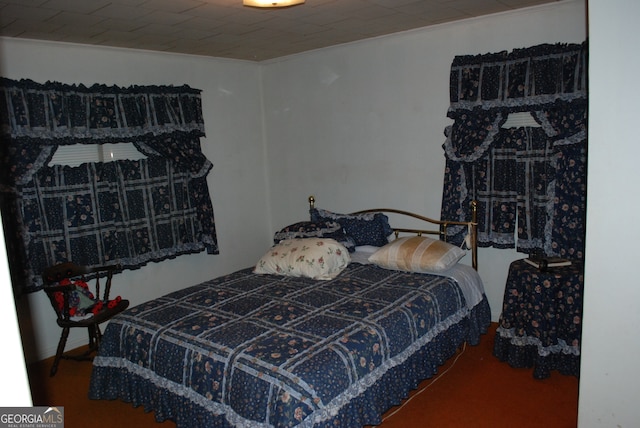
0,211,32,406
579,0,640,426
260,0,587,321
0,38,272,362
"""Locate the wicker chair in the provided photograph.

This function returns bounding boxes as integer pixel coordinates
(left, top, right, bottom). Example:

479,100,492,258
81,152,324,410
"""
41,262,129,376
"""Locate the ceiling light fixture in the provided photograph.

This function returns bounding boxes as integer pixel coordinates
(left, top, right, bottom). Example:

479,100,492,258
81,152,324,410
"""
243,0,305,8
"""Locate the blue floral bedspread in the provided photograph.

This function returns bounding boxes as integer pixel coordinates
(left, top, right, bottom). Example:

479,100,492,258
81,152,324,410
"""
89,263,490,427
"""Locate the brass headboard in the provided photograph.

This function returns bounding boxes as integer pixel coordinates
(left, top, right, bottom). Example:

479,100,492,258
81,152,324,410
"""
308,195,479,270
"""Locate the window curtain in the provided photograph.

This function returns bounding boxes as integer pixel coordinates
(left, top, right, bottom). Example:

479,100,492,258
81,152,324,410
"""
440,42,587,259
0,78,218,294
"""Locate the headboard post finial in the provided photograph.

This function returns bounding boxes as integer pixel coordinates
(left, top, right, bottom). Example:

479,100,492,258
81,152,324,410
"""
470,200,478,219
308,195,315,209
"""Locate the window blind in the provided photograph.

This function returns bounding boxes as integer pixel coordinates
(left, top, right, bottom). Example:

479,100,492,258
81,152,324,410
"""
48,143,147,167
501,112,541,129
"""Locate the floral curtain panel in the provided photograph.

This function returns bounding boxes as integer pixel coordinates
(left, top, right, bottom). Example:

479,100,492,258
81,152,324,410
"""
440,42,587,259
0,79,218,294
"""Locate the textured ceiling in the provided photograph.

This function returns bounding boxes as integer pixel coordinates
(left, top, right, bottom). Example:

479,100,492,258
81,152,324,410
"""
0,0,558,62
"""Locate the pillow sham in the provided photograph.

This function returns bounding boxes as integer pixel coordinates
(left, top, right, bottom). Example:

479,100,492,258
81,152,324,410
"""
274,220,342,243
254,238,350,280
368,236,465,273
310,208,393,247
273,220,356,252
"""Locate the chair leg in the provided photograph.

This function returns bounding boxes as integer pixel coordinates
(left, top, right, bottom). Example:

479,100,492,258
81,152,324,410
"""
50,327,70,377
88,326,95,349
87,324,101,354
95,324,103,345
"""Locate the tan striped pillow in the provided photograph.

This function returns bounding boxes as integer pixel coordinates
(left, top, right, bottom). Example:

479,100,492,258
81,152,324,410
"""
368,236,465,273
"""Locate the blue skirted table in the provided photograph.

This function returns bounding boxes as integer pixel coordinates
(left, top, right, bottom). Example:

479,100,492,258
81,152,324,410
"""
493,259,584,379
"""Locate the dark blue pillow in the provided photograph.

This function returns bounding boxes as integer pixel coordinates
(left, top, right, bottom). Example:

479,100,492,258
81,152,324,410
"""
273,220,356,252
309,208,393,247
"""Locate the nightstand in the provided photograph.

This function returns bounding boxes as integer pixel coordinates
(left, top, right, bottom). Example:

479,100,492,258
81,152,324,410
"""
493,258,584,379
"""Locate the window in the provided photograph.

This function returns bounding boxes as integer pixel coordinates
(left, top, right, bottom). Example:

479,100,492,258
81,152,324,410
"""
0,79,219,293
440,42,587,259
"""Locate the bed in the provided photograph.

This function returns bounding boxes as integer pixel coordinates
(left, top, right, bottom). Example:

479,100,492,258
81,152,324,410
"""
88,197,491,427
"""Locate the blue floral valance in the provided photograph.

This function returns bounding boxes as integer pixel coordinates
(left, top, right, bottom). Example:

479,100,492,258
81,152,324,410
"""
0,78,218,294
440,42,588,259
0,78,210,188
448,42,587,112
0,79,204,139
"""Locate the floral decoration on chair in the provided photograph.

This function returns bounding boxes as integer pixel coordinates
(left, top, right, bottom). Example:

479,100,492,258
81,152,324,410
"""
53,278,122,318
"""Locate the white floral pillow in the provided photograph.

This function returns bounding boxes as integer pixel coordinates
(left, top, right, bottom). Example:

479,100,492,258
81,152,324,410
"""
254,238,350,280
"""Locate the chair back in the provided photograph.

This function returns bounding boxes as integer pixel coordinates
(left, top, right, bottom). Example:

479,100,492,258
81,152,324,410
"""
43,263,97,283
42,262,118,322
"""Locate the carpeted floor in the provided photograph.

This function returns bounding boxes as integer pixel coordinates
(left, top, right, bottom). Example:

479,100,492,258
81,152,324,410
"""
27,323,579,427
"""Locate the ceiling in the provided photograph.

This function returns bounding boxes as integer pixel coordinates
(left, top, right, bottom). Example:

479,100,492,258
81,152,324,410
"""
0,0,558,62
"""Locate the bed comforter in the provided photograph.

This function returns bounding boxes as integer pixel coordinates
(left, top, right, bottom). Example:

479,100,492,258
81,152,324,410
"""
89,263,490,427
